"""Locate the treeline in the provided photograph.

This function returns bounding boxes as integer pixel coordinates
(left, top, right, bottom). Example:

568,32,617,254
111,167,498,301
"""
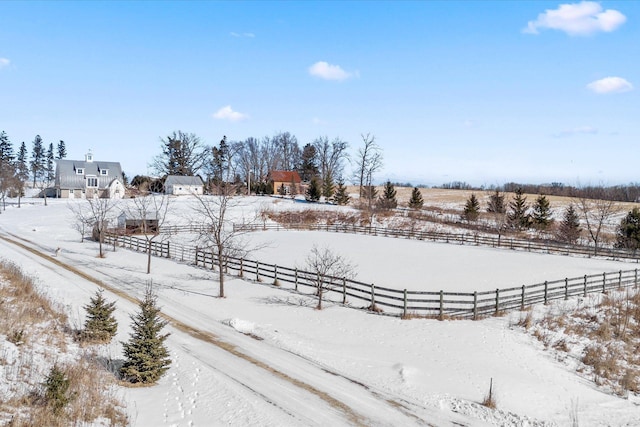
435,181,640,203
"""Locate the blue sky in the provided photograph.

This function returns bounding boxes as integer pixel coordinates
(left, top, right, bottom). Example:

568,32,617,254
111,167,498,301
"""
0,1,637,187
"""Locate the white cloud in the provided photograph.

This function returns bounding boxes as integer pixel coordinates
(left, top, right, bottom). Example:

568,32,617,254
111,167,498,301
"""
462,119,479,129
587,76,633,94
0,58,10,69
212,106,248,122
308,61,356,81
553,126,598,138
230,32,255,38
312,117,327,125
523,1,626,36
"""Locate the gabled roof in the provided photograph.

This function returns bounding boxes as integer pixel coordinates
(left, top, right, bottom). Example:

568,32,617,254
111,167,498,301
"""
54,159,124,190
165,175,204,186
270,170,301,183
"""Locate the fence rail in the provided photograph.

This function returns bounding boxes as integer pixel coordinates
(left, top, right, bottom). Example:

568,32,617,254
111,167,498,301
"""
233,223,640,262
104,231,640,319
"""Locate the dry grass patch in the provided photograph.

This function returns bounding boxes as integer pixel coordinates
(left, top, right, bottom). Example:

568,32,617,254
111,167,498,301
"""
0,259,128,426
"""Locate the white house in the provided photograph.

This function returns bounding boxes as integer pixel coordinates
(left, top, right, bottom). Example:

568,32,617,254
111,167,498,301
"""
54,151,125,199
164,175,204,196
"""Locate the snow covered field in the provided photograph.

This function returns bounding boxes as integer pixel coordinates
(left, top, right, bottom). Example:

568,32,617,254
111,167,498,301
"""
1,196,639,426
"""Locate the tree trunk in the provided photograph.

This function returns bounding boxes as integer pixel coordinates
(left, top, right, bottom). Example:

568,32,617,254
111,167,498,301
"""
218,257,225,298
147,240,152,274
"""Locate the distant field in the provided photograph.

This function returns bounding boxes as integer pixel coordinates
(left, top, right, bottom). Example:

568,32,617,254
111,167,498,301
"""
346,185,640,212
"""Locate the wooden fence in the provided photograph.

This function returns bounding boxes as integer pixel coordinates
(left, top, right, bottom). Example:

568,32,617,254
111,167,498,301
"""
104,231,640,319
233,223,640,262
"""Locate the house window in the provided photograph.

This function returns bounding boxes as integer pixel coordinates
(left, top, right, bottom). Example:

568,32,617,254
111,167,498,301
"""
76,168,84,175
100,169,108,176
86,176,98,188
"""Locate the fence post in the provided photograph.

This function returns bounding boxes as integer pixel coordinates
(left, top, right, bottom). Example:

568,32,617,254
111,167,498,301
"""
583,275,587,297
166,242,170,258
473,291,478,320
521,285,525,310
439,290,444,320
370,284,376,310
495,288,500,315
239,258,244,278
618,270,622,288
544,281,548,305
564,278,568,300
274,265,278,285
256,261,260,282
602,272,606,293
195,247,199,266
636,269,638,289
403,289,407,317
343,278,347,304
295,268,298,291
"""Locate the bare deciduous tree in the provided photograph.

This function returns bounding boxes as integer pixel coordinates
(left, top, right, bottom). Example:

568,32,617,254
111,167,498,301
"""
304,245,355,310
353,133,383,207
124,195,171,273
577,195,621,256
312,136,349,183
82,198,118,258
192,185,259,298
67,201,93,242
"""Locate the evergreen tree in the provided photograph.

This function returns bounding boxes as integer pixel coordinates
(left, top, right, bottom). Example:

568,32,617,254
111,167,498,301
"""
556,204,581,244
462,193,481,221
0,132,15,209
46,142,55,183
30,135,46,187
305,176,321,202
486,190,506,213
16,142,29,204
333,178,350,206
322,171,335,201
83,288,118,343
377,180,397,209
121,287,171,384
531,194,553,229
299,143,318,181
0,131,14,164
43,365,71,415
615,207,640,250
408,187,424,209
507,187,530,229
56,140,67,159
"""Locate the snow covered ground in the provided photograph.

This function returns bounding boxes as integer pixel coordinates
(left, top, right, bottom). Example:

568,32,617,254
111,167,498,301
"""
1,196,639,426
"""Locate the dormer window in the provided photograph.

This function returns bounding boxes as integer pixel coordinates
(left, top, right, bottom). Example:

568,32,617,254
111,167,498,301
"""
100,169,108,176
76,168,84,175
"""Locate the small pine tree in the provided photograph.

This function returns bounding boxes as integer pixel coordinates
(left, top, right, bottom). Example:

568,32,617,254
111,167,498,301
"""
462,193,481,222
333,178,350,205
486,190,506,214
121,287,171,384
507,187,529,230
556,204,581,244
43,364,71,415
377,180,397,209
615,207,640,249
322,172,335,201
83,288,118,343
305,176,321,202
531,195,553,230
408,187,424,209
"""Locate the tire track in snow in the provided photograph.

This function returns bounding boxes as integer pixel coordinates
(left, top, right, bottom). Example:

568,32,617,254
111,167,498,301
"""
0,232,372,426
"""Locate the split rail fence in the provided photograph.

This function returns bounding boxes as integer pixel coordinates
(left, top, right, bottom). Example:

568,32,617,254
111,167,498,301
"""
233,223,640,262
104,231,640,319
